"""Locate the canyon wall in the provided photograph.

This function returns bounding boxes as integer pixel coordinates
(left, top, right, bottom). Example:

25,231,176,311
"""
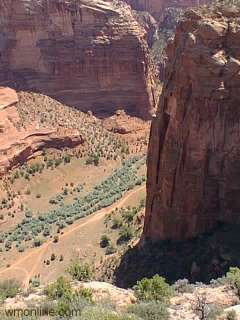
124,0,210,19
144,7,240,241
0,0,157,118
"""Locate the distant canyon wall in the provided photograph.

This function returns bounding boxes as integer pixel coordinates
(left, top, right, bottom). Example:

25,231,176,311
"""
144,7,240,241
124,0,211,19
0,0,158,118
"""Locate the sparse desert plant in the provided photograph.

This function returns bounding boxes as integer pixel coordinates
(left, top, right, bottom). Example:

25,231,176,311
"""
67,260,93,282
0,279,21,302
226,310,237,320
81,306,137,320
118,225,134,244
133,275,172,304
226,267,240,296
128,301,169,320
100,235,111,248
193,294,223,320
106,245,117,255
45,276,72,300
173,279,194,293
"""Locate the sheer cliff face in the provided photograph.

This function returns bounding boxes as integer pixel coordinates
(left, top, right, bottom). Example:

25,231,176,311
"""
124,0,210,19
144,7,240,241
0,0,156,118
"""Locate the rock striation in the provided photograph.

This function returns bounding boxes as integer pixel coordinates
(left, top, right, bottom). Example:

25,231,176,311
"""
144,7,240,241
0,87,83,174
0,0,157,118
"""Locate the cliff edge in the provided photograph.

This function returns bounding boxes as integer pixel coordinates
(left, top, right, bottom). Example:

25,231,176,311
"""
144,6,240,241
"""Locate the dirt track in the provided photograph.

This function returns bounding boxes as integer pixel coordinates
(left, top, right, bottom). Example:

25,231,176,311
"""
0,185,145,287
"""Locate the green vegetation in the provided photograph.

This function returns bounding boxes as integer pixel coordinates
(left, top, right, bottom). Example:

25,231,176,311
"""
45,276,72,300
133,275,173,304
0,279,20,303
67,260,93,282
0,156,145,252
100,235,111,248
226,267,240,296
128,301,169,320
226,310,237,320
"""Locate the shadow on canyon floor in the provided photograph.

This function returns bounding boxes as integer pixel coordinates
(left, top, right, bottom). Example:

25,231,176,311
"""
114,223,240,288
2,80,144,119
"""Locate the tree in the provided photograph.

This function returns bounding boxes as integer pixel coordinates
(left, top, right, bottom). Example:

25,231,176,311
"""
133,275,172,303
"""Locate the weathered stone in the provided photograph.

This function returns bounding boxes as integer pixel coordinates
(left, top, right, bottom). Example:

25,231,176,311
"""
143,8,240,241
0,0,157,119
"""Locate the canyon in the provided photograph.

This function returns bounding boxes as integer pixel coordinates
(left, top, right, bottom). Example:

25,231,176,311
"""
144,6,240,241
0,0,158,119
124,0,211,19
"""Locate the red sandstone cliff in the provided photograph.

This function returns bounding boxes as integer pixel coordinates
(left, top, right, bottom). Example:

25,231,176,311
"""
0,87,84,174
0,0,157,119
143,6,240,241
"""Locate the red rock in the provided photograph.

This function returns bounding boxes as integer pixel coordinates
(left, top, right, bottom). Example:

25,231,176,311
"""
0,0,158,119
0,87,18,109
0,89,83,174
143,7,240,241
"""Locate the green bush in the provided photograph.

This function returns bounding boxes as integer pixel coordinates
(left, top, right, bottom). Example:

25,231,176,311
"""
81,306,138,320
128,301,169,320
226,267,240,295
67,260,93,282
133,275,172,303
118,226,134,243
0,279,21,302
45,276,72,300
226,310,237,320
106,245,117,255
100,235,111,248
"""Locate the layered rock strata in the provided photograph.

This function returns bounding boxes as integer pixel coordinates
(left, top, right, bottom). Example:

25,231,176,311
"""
0,0,157,118
0,87,83,174
144,7,240,241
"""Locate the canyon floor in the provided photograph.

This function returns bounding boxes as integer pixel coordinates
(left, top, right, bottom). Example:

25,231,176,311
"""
0,88,148,287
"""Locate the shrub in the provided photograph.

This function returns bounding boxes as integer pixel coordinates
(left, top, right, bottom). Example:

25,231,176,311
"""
67,260,93,282
81,306,137,320
100,235,110,248
77,288,93,302
106,245,117,255
226,267,240,295
118,226,134,243
86,154,100,166
128,301,169,320
112,218,123,229
45,277,72,300
133,275,172,303
0,279,21,301
226,310,237,320
173,279,194,293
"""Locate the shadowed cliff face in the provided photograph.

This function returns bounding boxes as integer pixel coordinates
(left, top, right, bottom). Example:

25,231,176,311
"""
0,0,157,119
144,7,240,241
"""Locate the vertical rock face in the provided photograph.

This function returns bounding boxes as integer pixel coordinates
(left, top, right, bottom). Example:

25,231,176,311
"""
144,7,240,241
0,0,157,118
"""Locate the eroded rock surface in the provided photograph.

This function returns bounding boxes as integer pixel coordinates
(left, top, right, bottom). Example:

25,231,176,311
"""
0,0,157,118
144,7,240,241
0,88,83,174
